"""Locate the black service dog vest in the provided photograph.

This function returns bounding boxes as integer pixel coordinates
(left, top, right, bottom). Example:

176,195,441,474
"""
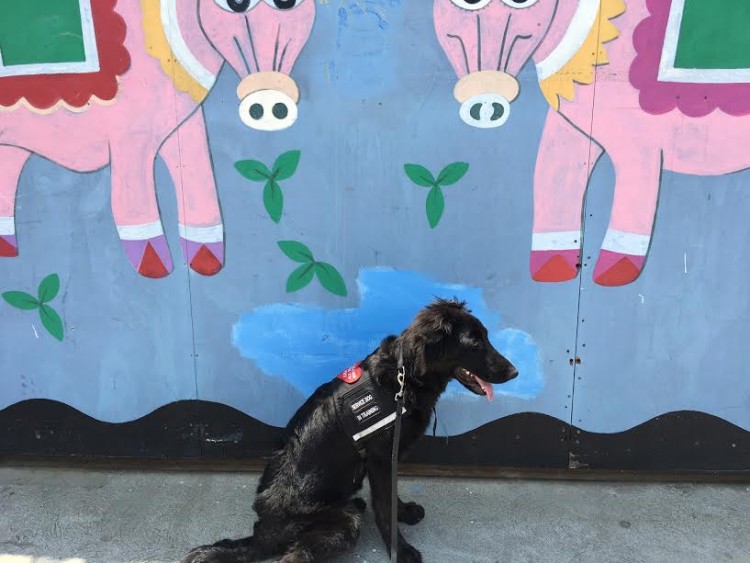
332,362,405,451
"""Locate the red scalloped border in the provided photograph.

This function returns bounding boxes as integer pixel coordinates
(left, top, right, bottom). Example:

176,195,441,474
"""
629,0,750,117
0,0,131,112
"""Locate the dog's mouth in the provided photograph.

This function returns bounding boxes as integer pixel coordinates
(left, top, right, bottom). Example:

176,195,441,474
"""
455,368,495,403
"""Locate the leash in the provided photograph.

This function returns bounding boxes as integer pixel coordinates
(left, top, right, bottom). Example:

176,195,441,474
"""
390,361,406,563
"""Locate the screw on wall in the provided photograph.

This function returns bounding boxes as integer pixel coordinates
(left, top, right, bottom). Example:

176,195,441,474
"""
568,357,582,366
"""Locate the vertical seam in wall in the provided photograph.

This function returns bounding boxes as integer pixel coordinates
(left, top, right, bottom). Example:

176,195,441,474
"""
176,133,200,408
164,16,201,420
567,8,606,466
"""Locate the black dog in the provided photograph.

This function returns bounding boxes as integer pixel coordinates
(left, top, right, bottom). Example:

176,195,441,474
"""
182,299,518,563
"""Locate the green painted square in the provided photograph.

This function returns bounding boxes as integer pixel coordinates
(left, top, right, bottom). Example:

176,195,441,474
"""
0,0,87,66
674,0,750,70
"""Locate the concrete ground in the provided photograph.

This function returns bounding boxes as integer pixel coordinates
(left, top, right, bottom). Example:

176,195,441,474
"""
1,466,749,563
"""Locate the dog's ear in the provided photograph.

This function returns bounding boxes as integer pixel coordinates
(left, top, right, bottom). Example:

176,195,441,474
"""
398,329,429,378
408,336,429,378
431,310,455,335
423,298,468,335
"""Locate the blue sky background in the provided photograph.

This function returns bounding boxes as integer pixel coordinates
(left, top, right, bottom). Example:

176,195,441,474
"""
232,268,544,399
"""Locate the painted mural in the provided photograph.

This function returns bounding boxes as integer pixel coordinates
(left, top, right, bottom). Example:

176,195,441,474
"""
0,0,315,278
2,0,750,472
2,274,64,341
434,0,750,287
403,162,470,228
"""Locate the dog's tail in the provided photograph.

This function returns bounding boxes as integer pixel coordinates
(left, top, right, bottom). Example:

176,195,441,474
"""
181,536,271,563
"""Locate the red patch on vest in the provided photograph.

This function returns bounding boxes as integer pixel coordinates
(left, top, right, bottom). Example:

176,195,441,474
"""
337,362,363,384
0,0,130,111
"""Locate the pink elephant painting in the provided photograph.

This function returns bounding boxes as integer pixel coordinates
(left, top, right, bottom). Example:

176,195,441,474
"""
0,0,315,278
434,0,750,286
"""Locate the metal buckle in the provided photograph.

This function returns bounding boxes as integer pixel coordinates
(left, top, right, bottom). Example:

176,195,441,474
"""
395,366,406,401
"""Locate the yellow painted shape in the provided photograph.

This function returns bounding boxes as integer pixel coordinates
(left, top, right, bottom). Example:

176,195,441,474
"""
141,0,208,103
539,0,626,110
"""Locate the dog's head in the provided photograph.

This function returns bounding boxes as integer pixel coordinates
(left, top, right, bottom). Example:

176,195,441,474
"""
401,299,518,402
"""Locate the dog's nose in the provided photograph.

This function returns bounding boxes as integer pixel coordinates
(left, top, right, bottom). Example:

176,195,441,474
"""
506,367,519,381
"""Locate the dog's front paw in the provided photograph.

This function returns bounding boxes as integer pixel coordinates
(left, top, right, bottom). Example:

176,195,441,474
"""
179,542,230,563
398,542,422,563
398,501,425,525
178,548,210,563
180,545,209,562
179,549,234,563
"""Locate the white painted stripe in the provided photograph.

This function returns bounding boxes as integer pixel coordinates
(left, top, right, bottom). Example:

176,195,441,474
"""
116,221,164,241
0,0,100,77
0,216,15,236
658,67,750,83
531,231,581,251
658,0,750,83
79,0,101,74
161,0,216,90
657,0,686,82
178,223,224,243
601,229,650,256
352,407,408,442
536,0,601,81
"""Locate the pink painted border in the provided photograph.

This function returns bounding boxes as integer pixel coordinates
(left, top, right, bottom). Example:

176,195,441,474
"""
629,0,750,117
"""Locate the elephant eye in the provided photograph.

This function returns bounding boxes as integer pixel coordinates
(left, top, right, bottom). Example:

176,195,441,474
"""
214,0,260,13
450,0,492,11
501,0,540,8
264,0,304,9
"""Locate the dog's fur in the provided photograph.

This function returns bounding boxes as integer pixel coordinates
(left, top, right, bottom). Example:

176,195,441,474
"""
181,299,518,563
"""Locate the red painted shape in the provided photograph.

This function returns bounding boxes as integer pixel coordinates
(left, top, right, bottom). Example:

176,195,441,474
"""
0,238,18,257
139,243,169,279
594,254,644,286
0,0,130,111
190,245,222,276
531,253,579,283
337,362,363,384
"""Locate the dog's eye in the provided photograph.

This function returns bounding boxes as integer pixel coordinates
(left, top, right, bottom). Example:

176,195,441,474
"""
460,334,481,348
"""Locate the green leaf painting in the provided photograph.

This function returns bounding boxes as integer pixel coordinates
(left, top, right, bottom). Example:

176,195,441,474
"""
236,151,350,298
263,180,284,224
404,164,436,187
2,274,64,341
278,241,347,297
236,150,301,223
314,262,347,297
426,186,445,229
234,159,271,181
39,304,64,342
404,161,469,228
37,273,60,303
2,291,39,310
272,150,301,181
278,240,315,263
436,162,469,186
287,264,315,293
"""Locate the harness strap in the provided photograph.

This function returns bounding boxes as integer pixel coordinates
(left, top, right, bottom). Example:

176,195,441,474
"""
390,352,406,563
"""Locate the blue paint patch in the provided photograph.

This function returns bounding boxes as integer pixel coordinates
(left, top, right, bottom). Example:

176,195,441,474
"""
332,0,402,93
232,269,543,400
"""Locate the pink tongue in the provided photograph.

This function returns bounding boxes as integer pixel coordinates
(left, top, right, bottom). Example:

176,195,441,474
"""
474,375,494,403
